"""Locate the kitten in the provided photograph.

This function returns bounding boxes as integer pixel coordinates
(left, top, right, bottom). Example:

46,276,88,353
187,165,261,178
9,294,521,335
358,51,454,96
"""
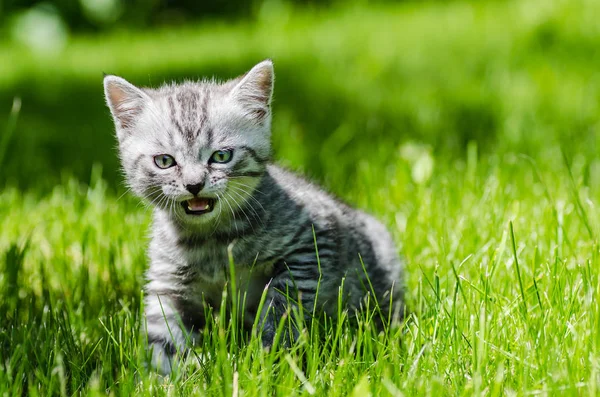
103,60,404,374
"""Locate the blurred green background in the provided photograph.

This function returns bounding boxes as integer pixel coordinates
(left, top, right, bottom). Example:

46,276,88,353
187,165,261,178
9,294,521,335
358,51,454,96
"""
1,0,599,191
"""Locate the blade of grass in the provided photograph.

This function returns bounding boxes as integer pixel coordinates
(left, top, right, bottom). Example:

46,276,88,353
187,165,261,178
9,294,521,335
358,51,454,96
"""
509,221,528,320
561,150,594,240
0,97,20,169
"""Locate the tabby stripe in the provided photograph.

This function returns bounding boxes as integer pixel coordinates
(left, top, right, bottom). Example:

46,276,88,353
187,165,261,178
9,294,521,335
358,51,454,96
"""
285,261,318,272
176,90,200,142
273,284,316,296
167,128,176,148
314,229,333,239
274,261,317,282
287,226,312,246
167,96,186,137
147,334,177,356
205,128,213,147
289,246,336,258
287,256,333,267
197,89,210,140
132,153,145,171
228,171,264,178
294,281,319,292
173,298,206,331
241,146,269,164
286,244,336,257
289,272,318,282
231,158,253,173
146,171,159,180
173,265,197,280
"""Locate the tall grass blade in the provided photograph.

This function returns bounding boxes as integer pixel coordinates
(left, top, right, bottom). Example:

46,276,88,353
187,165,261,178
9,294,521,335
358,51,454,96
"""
509,221,528,320
0,97,21,171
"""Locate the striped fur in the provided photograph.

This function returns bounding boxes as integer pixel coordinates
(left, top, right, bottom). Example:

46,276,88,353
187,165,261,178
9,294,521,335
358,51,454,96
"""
103,60,404,374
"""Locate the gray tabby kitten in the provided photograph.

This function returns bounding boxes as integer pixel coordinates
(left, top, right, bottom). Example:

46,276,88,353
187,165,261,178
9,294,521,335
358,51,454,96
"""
103,60,404,374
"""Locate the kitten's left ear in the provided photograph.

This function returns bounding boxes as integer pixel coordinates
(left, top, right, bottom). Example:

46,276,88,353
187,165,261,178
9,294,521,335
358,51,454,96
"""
230,59,274,122
103,75,149,131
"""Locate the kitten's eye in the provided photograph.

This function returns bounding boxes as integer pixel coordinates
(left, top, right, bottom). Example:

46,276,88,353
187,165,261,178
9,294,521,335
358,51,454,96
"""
210,149,233,164
154,154,177,169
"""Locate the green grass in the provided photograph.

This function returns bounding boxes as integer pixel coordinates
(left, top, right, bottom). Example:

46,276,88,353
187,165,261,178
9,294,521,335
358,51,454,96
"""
3,0,600,394
2,146,600,395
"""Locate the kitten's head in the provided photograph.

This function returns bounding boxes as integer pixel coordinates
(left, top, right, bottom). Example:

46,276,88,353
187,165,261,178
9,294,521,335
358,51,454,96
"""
104,60,274,228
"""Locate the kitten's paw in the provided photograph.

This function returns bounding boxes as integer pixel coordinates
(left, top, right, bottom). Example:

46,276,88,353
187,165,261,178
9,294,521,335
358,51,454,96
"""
149,341,178,376
261,329,275,350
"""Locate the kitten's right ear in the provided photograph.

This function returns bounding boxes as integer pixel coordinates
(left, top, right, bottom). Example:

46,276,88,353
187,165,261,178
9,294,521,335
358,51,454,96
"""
229,60,274,122
103,75,148,130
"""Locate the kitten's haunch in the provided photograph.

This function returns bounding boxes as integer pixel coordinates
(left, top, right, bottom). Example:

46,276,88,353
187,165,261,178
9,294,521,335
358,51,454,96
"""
103,60,405,374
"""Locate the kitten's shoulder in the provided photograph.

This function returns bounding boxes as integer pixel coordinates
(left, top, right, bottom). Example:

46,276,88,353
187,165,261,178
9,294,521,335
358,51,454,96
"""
264,164,329,199
265,163,312,186
263,163,354,217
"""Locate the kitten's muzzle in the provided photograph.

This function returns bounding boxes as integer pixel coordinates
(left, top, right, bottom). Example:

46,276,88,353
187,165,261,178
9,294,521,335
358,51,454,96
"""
181,197,216,215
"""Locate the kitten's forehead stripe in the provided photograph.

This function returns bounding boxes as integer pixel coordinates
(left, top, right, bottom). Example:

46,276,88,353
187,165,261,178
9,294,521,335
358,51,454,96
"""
206,128,213,147
175,90,198,143
167,87,214,146
167,127,176,148
167,96,186,138
198,88,211,143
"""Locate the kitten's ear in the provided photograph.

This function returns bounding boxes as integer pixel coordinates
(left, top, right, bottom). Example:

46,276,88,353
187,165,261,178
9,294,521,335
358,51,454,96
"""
103,75,149,130
230,59,274,122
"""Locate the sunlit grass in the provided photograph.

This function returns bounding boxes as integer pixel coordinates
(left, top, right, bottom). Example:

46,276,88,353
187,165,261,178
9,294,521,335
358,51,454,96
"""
1,143,599,395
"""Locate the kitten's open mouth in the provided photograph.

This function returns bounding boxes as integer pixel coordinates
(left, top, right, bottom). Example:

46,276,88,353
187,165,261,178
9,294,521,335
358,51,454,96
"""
181,198,216,215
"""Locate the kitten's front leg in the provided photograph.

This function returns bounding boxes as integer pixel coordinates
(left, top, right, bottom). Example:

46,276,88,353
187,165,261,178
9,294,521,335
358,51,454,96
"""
144,293,200,375
259,273,315,348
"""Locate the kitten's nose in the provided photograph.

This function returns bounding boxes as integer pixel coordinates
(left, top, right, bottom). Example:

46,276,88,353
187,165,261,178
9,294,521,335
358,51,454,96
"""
186,182,204,196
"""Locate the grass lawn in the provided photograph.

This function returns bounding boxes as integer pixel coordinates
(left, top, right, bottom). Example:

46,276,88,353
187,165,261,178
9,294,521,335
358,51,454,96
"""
2,143,599,395
2,0,600,395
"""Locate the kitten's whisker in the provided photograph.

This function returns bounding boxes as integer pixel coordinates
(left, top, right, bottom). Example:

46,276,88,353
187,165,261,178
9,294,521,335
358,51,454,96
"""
116,187,133,202
227,182,268,212
144,186,165,210
225,187,264,228
224,191,255,233
168,199,192,233
226,187,267,228
172,200,189,231
227,183,267,214
209,193,224,237
220,192,239,236
151,191,168,210
227,177,267,196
